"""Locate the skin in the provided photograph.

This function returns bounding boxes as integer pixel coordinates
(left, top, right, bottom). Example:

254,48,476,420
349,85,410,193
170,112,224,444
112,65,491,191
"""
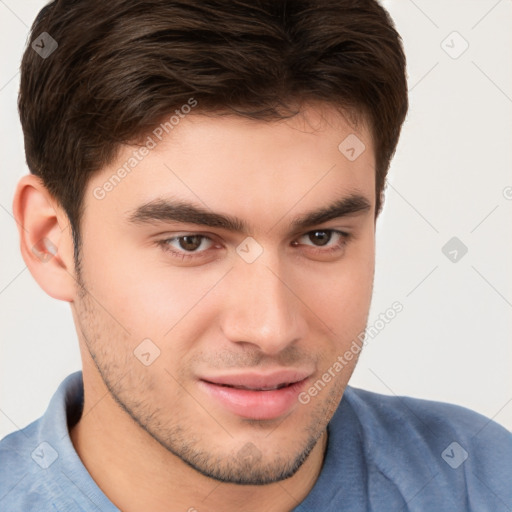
13,103,376,512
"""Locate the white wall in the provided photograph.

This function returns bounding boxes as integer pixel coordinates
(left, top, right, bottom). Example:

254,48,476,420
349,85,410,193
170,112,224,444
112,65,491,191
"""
1,0,511,439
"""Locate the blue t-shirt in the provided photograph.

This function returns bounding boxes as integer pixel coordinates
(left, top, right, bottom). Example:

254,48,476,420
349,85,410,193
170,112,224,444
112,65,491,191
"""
1,371,511,511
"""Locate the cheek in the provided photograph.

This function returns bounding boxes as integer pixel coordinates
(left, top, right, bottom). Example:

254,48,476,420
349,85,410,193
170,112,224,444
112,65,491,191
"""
80,228,242,368
292,237,374,334
79,228,214,338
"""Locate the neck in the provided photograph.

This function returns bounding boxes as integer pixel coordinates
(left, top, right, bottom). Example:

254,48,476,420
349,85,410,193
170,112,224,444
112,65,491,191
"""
70,377,328,512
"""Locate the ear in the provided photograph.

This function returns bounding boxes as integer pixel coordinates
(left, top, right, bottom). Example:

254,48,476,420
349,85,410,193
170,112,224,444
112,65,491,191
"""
12,174,78,302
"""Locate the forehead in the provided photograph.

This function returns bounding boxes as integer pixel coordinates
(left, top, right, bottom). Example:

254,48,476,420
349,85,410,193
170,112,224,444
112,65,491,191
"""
85,105,376,235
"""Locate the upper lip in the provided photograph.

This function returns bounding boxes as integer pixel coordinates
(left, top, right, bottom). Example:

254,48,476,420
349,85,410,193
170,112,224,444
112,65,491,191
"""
200,369,312,390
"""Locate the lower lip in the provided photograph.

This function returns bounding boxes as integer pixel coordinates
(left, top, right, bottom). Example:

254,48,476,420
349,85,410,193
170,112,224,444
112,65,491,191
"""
198,378,309,420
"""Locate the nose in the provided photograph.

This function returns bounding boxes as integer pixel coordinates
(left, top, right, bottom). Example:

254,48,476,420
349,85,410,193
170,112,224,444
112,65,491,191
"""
220,253,307,355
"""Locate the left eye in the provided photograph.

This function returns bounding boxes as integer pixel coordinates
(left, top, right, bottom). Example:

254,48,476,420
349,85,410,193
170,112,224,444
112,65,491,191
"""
294,230,346,248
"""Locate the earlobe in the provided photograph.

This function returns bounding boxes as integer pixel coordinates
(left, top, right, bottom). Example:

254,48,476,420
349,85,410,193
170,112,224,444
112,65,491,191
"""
12,174,78,302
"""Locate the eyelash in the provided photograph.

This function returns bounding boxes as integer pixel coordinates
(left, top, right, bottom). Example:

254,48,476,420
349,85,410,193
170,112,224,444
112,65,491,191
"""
156,229,351,261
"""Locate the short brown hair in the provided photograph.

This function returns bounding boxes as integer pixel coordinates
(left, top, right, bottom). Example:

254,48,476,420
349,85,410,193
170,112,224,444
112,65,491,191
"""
19,0,408,268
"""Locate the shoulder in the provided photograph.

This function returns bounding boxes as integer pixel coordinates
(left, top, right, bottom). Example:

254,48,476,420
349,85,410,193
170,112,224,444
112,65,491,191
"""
342,385,512,451
0,419,51,508
336,386,512,508
0,372,85,511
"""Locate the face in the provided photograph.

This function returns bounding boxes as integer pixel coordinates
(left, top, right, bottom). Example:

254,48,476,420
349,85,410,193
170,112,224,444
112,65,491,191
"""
71,104,376,485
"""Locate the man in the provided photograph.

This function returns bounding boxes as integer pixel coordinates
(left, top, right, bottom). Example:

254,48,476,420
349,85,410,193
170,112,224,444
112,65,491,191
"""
1,0,511,510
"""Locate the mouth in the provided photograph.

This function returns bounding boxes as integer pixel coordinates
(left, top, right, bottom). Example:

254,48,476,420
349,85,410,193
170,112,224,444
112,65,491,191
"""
208,381,295,391
197,370,311,420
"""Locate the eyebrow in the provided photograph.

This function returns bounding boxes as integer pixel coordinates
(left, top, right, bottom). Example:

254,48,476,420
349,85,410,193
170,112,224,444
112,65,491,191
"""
126,193,372,234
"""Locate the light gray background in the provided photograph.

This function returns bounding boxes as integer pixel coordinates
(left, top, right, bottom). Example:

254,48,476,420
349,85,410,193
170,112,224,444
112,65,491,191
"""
1,0,511,439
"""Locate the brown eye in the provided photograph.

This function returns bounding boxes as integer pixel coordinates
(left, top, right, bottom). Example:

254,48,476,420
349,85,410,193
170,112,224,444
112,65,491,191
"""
296,229,348,249
292,229,351,259
308,230,332,246
178,235,204,252
158,234,216,260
